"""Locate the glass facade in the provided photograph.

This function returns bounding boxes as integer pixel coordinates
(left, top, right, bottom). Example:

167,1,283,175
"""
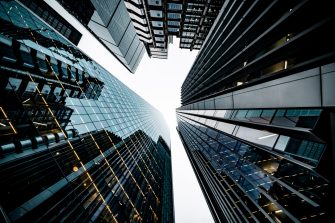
0,1,173,222
177,112,330,222
177,0,335,222
54,0,224,61
56,0,145,73
18,0,82,45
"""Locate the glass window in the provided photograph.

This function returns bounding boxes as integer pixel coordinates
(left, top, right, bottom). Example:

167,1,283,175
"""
246,110,262,118
154,30,164,35
6,78,22,91
216,122,235,134
167,13,181,19
168,27,179,32
168,21,180,26
148,0,161,6
274,135,290,151
235,127,278,149
150,10,163,18
152,21,163,27
234,110,248,120
168,3,182,10
205,119,216,128
261,109,275,121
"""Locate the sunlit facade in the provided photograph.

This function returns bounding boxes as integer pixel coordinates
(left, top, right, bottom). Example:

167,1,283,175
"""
177,0,335,222
0,1,173,222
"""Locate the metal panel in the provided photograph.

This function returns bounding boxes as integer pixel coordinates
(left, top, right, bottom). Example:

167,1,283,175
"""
214,92,233,109
204,99,215,109
233,68,321,109
322,72,335,106
90,0,120,25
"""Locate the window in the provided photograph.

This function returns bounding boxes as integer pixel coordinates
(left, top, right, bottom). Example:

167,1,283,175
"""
168,3,182,10
150,10,163,18
155,37,164,42
168,27,179,32
148,0,161,6
181,38,192,43
156,43,165,47
181,43,191,48
154,30,163,35
168,21,180,26
152,21,163,27
182,32,195,37
167,13,181,19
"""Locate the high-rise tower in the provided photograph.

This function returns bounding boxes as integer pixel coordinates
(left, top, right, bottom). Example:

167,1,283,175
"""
55,0,225,68
0,1,173,222
56,0,146,73
177,0,335,222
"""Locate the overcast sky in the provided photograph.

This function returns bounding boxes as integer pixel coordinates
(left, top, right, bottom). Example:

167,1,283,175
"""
46,1,214,222
79,32,215,223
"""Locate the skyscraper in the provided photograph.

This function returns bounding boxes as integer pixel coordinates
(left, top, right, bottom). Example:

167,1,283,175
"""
55,0,146,73
179,0,223,50
177,0,335,222
54,0,225,66
123,0,183,59
120,0,226,56
16,0,82,45
55,0,182,62
0,1,173,222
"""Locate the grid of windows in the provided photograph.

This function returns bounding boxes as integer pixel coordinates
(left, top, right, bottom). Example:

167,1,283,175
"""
168,27,179,32
167,13,181,19
177,113,329,222
178,111,325,166
168,21,180,26
66,62,170,142
57,0,144,73
168,3,182,10
18,0,82,45
179,1,223,50
179,108,322,129
0,1,172,222
177,0,335,222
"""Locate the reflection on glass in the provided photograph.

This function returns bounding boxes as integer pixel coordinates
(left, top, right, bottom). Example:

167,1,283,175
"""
181,108,322,129
177,112,329,222
0,1,172,223
274,135,325,165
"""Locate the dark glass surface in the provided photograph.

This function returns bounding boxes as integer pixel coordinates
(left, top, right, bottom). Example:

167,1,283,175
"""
0,1,172,222
177,113,330,222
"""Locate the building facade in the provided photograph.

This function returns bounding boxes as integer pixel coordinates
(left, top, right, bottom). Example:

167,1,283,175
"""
124,0,184,59
17,0,82,45
124,0,225,56
179,0,223,50
124,0,170,59
55,0,224,65
56,0,146,73
0,1,173,222
177,0,335,222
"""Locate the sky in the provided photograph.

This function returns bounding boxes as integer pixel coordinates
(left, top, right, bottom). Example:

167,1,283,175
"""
78,33,214,223
46,1,214,222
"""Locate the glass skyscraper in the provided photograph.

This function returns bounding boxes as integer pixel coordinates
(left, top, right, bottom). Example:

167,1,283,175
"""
55,0,145,73
0,1,173,222
177,0,335,222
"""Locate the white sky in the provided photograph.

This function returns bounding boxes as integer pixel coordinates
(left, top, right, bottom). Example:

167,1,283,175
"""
46,1,214,222
79,35,214,223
